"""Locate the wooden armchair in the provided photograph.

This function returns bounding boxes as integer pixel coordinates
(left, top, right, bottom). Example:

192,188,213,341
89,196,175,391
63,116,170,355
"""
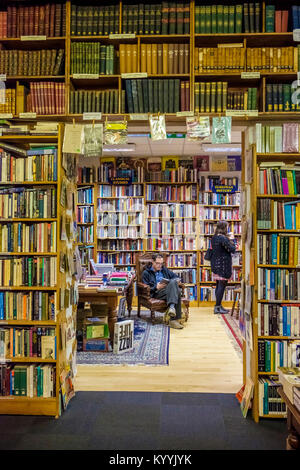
136,252,189,324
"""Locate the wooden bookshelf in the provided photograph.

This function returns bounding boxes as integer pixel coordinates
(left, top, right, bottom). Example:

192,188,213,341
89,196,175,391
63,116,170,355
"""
0,125,77,416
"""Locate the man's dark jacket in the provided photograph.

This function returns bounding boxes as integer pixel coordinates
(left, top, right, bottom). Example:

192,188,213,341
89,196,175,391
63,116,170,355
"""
142,264,177,296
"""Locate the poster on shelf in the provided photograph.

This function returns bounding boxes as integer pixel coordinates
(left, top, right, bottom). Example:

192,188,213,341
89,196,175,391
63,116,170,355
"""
149,115,167,141
227,155,241,171
211,155,227,172
161,156,179,171
193,155,210,171
212,116,231,144
82,124,103,157
63,124,84,154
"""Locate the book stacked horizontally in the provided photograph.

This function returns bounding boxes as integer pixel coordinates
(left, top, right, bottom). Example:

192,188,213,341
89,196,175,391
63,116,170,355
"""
278,367,300,404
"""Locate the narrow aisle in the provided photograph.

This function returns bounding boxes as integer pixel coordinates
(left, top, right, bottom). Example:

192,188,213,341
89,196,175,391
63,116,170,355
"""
75,308,243,393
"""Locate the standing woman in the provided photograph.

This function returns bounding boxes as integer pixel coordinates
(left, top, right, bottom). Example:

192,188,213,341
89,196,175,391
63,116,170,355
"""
210,221,236,314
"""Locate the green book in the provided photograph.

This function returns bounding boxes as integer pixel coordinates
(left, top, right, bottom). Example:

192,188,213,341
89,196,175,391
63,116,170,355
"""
177,3,184,35
223,5,229,33
82,7,88,36
216,5,223,34
216,82,222,113
144,4,150,34
194,82,200,112
103,6,109,35
92,8,98,35
71,5,77,36
87,6,93,35
249,3,255,33
272,84,278,112
155,4,162,34
158,79,164,113
114,4,119,34
235,5,243,33
161,2,169,35
122,4,128,33
265,5,275,33
266,84,272,111
255,2,260,32
243,3,249,33
105,89,110,113
148,79,154,113
163,79,169,113
252,87,257,110
291,85,296,111
205,82,211,112
153,80,159,113
200,6,205,34
183,2,190,34
137,79,144,113
200,82,205,113
98,7,104,35
195,6,200,34
212,5,217,34
205,6,211,34
100,45,106,75
174,79,180,113
128,5,133,34
283,84,291,111
228,5,235,33
210,82,216,113
149,4,156,34
142,80,149,113
169,3,176,34
131,80,138,113
168,79,174,113
222,82,228,112
76,6,82,35
138,3,144,34
109,5,115,35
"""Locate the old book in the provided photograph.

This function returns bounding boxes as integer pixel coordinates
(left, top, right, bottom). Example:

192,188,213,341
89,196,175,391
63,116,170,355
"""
168,43,174,74
119,44,126,74
179,43,184,74
152,43,158,75
194,82,200,112
146,44,152,74
125,44,132,74
173,43,179,74
140,43,147,73
163,43,168,74
184,43,189,74
132,44,138,73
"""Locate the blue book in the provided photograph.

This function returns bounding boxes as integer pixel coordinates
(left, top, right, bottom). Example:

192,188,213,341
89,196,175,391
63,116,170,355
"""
286,306,291,336
271,234,278,264
284,204,293,230
263,381,269,415
298,6,300,30
282,306,287,336
292,6,299,29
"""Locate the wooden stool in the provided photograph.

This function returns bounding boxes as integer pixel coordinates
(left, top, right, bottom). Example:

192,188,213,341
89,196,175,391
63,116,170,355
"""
231,287,241,319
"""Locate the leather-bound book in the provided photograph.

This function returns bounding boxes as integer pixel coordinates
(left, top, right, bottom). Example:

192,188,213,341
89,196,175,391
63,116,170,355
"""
146,44,152,74
38,6,45,35
168,43,174,74
173,44,179,74
180,80,186,111
185,81,190,111
44,4,50,37
151,44,158,75
163,44,168,74
24,7,29,36
55,4,62,37
184,43,189,74
34,6,40,35
157,44,163,74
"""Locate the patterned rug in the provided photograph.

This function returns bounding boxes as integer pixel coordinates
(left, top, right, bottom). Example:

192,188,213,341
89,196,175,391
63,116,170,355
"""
218,313,243,361
76,313,170,366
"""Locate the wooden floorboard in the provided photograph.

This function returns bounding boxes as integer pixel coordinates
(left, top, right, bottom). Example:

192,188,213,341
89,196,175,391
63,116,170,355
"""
75,307,243,394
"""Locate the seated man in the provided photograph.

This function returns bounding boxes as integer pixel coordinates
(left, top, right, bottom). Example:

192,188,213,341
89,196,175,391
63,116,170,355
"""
142,253,184,329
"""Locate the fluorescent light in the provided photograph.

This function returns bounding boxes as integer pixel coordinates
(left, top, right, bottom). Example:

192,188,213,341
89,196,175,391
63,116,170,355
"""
201,145,241,153
102,143,136,152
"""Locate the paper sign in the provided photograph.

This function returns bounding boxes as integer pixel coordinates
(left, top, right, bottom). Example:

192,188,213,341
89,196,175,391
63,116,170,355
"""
293,29,300,41
19,112,37,118
63,123,83,154
73,74,99,79
225,110,258,117
121,72,148,79
0,114,13,119
21,35,47,41
83,112,102,120
176,111,194,117
130,114,148,120
0,75,6,81
241,72,260,79
109,33,136,39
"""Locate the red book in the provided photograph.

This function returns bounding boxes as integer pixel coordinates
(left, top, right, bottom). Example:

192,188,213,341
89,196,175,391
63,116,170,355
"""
24,7,29,36
28,6,35,36
54,82,59,114
7,7,12,38
43,82,49,115
45,4,50,37
275,10,282,33
36,82,42,115
61,83,65,114
12,6,17,37
281,11,288,32
18,6,24,37
38,6,45,35
34,6,39,35
0,12,3,38
50,82,55,114
50,4,55,37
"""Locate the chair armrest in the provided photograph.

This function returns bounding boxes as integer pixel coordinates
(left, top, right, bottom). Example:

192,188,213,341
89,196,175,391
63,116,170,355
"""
137,282,151,297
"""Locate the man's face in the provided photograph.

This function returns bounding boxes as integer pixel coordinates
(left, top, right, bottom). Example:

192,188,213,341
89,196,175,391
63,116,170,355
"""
152,257,164,272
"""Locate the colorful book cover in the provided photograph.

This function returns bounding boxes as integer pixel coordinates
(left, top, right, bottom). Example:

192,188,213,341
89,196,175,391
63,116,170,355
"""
211,155,227,172
147,157,162,172
227,155,241,171
161,156,179,171
193,155,209,171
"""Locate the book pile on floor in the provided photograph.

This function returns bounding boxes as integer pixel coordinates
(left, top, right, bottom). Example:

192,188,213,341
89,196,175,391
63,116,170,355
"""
278,367,300,412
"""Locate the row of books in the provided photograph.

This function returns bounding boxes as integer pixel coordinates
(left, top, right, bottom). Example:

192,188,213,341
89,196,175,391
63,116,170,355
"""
98,184,144,198
257,268,300,301
96,226,143,240
199,286,239,302
166,253,197,267
146,184,197,201
257,234,299,266
0,328,56,360
257,200,300,231
77,226,93,244
0,89,15,115
139,43,190,75
0,222,57,254
146,220,197,236
201,176,239,191
0,148,57,183
266,5,290,32
97,253,137,265
194,81,227,113
125,79,189,114
98,164,144,184
0,49,64,77
258,339,300,372
0,364,56,398
258,304,300,337
195,4,259,34
199,207,240,220
69,89,121,115
2,4,65,38
0,257,57,288
182,286,197,301
0,187,57,220
71,43,116,75
246,46,297,72
98,213,144,226
266,84,300,113
199,251,242,265
29,82,65,115
258,377,287,417
78,246,94,266
147,203,196,218
0,291,56,321
198,266,241,282
258,166,300,196
97,239,144,251
227,88,258,111
172,269,197,284
122,3,190,35
200,236,242,251
76,206,94,224
71,5,119,36
146,168,198,183
77,188,93,205
256,123,300,154
146,237,197,251
98,199,144,213
198,192,241,205
200,220,242,234
195,46,245,72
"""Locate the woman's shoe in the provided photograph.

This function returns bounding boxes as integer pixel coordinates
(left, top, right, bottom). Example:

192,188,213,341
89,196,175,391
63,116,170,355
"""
214,306,221,314
219,306,229,314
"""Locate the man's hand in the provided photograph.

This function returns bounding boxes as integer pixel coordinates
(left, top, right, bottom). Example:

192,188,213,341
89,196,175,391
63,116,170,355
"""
156,281,166,290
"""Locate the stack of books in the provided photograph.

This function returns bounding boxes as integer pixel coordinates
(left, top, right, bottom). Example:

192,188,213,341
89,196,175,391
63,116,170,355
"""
278,367,300,406
266,84,300,112
265,5,289,32
83,316,110,352
195,4,262,33
0,49,64,76
69,89,120,114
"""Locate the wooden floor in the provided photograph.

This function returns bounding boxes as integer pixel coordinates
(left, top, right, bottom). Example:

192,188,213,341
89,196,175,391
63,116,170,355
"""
75,307,243,394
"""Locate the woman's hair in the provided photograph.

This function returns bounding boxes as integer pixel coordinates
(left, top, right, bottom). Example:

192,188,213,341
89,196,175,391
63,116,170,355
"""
214,221,228,236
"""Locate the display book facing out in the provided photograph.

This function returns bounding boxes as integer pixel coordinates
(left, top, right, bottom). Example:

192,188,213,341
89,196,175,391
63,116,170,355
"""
2,1,300,119
242,122,300,422
0,123,77,417
77,154,243,308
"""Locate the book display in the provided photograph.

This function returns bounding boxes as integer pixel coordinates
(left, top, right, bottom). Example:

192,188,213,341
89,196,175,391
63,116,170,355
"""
242,123,300,422
0,124,77,416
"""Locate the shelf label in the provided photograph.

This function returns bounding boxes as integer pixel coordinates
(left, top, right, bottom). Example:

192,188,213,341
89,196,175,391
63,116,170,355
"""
19,112,37,119
293,29,300,41
0,74,6,82
176,111,194,117
73,74,99,79
225,110,258,117
83,112,102,120
129,113,148,120
121,72,148,79
0,113,13,119
109,33,136,39
21,35,47,41
241,72,260,79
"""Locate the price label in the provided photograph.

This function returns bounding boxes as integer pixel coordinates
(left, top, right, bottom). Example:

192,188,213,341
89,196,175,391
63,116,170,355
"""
21,35,47,41
73,74,99,79
121,72,148,79
83,112,102,120
19,112,37,119
0,113,13,119
241,72,260,79
176,111,194,117
293,29,300,41
225,110,258,117
109,33,136,39
130,113,148,120
0,74,6,81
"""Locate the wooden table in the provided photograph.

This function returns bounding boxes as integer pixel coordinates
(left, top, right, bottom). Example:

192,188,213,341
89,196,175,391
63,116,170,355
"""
278,386,300,450
78,287,120,342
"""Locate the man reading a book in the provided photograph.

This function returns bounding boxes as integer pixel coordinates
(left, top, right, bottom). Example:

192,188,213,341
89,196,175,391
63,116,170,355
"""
142,254,184,329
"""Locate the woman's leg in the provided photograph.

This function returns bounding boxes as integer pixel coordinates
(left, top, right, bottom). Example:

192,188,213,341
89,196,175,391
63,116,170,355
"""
215,280,228,307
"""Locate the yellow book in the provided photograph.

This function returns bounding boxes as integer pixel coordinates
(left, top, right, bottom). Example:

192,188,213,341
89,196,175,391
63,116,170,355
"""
194,82,200,113
132,44,138,73
203,48,207,71
194,47,199,72
125,44,132,73
163,44,168,74
198,48,203,73
261,47,266,72
295,237,298,265
151,43,158,75
146,44,152,74
291,46,295,71
296,203,300,230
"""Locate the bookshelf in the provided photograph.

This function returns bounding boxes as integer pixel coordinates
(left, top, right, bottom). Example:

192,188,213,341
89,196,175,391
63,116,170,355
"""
243,123,300,422
0,125,77,416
